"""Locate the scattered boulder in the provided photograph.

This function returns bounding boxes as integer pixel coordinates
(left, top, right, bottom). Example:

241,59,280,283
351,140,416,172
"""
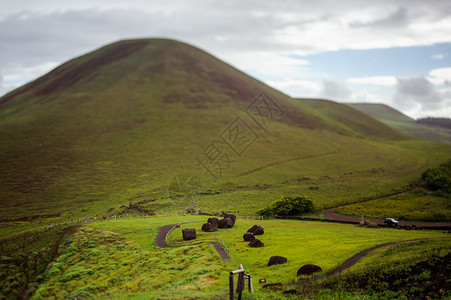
248,224,264,235
297,264,322,276
262,283,283,290
182,228,196,240
201,222,217,232
218,217,234,228
243,232,255,242
207,217,219,225
248,238,264,247
268,256,287,266
224,213,236,226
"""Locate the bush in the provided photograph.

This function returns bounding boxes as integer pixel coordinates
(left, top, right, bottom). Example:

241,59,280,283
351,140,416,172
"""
257,195,314,216
422,160,451,193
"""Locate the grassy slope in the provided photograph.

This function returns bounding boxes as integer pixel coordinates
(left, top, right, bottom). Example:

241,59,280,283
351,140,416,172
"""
0,39,450,236
336,189,451,222
348,103,451,144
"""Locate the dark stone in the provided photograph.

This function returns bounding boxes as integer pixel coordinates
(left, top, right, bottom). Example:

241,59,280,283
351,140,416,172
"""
243,232,255,242
224,213,236,226
283,289,297,295
218,217,233,228
248,224,264,235
262,283,283,290
201,222,217,232
207,217,219,225
248,238,264,247
297,264,322,276
268,255,287,266
182,228,196,240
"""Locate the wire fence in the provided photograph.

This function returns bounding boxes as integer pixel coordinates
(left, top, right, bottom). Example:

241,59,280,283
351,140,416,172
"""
44,212,268,228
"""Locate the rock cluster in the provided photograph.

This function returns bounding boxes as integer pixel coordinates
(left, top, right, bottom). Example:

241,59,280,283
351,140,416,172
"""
243,224,265,247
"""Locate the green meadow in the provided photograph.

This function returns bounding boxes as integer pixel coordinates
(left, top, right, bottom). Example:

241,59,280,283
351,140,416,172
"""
3,216,442,299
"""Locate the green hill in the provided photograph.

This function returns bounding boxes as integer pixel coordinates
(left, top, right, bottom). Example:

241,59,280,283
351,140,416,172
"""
348,103,451,144
1,39,450,234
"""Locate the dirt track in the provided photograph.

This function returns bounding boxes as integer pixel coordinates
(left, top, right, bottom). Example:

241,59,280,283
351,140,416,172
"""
155,224,176,248
155,224,230,259
323,208,451,228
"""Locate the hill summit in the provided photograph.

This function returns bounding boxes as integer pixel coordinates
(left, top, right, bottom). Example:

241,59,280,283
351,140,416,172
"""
0,38,449,224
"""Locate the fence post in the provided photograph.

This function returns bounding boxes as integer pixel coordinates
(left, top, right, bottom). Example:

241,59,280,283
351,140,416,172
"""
229,274,234,300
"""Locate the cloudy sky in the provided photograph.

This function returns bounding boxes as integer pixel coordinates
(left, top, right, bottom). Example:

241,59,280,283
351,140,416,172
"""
1,0,451,119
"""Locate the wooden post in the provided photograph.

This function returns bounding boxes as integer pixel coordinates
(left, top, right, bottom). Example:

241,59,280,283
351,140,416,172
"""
229,274,234,300
247,274,254,293
237,272,244,300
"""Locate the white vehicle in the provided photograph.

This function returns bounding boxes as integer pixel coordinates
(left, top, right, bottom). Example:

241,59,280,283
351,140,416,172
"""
384,218,399,225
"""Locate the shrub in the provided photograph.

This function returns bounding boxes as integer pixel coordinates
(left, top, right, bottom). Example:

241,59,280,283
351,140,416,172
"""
257,195,314,216
422,159,451,193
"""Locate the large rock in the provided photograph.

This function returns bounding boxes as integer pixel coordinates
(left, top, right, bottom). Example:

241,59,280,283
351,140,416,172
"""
201,222,217,232
268,255,287,266
218,217,233,228
182,228,196,240
248,224,264,235
248,238,264,247
297,264,322,276
224,213,236,226
207,217,219,225
243,232,255,242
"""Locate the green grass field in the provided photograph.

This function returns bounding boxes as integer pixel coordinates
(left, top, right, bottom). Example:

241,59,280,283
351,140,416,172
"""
1,214,449,299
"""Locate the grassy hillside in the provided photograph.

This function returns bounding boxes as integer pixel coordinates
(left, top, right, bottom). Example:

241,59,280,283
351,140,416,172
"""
348,103,451,144
1,39,450,235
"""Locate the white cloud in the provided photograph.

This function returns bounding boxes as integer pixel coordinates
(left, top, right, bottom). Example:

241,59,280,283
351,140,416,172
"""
428,67,451,85
265,78,321,98
227,52,309,79
347,76,397,86
431,54,444,59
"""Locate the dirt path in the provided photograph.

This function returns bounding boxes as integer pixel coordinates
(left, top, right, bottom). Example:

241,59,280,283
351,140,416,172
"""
156,224,230,259
210,242,230,259
155,224,176,248
323,208,451,228
52,225,76,261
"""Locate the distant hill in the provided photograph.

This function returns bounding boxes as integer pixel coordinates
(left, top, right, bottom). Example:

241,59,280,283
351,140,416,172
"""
348,103,451,144
1,39,450,229
347,103,413,123
416,117,451,130
300,99,411,140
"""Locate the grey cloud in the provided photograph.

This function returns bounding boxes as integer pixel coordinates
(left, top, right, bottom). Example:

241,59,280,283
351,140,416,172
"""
320,79,352,101
393,77,444,111
351,7,409,29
